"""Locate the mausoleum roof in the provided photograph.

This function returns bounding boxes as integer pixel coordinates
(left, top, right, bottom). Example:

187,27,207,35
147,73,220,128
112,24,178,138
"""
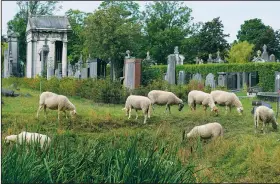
27,16,72,31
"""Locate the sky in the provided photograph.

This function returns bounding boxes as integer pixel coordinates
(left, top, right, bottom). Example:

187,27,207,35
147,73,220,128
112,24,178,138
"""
2,1,280,43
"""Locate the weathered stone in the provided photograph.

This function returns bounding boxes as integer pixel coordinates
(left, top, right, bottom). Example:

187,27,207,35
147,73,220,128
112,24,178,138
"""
205,73,215,88
166,54,176,84
178,71,186,85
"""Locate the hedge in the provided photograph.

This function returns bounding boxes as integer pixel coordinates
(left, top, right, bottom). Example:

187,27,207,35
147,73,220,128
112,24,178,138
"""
150,63,280,92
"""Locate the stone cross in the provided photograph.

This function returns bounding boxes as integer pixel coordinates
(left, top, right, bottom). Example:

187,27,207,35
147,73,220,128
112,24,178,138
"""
174,46,179,54
263,44,267,52
217,50,220,58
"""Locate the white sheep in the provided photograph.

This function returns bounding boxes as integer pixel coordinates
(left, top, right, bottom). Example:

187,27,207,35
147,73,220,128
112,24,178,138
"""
188,90,219,115
37,92,77,120
122,95,152,124
147,90,184,114
254,105,278,133
182,122,224,141
210,90,243,114
5,131,51,149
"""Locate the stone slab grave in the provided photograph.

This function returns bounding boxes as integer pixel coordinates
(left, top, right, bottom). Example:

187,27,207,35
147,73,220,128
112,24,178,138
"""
275,71,280,92
178,71,186,85
205,73,215,89
81,67,88,79
166,54,176,84
217,72,227,87
192,73,202,82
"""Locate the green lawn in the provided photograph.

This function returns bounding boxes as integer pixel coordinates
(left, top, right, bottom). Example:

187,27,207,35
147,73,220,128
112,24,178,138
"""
1,86,280,183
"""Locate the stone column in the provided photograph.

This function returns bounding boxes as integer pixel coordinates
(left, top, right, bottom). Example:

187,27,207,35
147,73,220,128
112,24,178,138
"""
237,72,240,90
32,40,37,78
62,41,67,77
249,73,252,87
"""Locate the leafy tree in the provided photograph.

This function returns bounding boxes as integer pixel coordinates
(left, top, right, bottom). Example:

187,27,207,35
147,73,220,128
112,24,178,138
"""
1,36,8,73
84,2,142,80
237,18,280,58
66,9,90,65
226,41,255,63
187,17,230,62
7,1,62,64
143,1,194,64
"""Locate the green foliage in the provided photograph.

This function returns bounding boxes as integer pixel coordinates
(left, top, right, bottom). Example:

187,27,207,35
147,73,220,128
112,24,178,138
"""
226,41,255,63
66,9,90,65
2,133,196,183
237,18,280,59
84,2,143,79
183,17,230,62
143,1,193,64
152,62,280,91
7,1,62,64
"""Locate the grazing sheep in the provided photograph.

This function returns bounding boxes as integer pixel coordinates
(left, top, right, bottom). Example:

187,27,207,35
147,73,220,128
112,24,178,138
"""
182,122,224,141
5,131,51,149
147,90,184,114
210,90,243,114
254,105,278,133
37,92,76,120
188,90,219,115
122,95,152,124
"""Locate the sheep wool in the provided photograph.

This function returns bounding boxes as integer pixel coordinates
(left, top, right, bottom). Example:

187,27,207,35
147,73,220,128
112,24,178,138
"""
5,131,51,149
188,90,218,115
123,95,152,124
210,90,243,114
254,105,278,133
148,90,184,113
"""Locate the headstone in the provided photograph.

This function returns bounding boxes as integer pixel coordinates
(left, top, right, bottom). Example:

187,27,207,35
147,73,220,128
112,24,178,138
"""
81,68,88,79
193,73,202,82
217,72,227,87
261,44,269,61
163,73,167,80
207,54,213,64
205,73,215,88
252,50,265,62
166,54,176,84
123,56,142,89
4,50,9,78
199,59,204,64
275,71,280,92
195,57,200,64
178,71,186,85
67,64,73,77
215,50,224,63
270,54,276,62
89,61,97,78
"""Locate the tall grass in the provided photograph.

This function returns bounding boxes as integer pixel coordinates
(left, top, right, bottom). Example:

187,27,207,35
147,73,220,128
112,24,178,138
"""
2,133,196,183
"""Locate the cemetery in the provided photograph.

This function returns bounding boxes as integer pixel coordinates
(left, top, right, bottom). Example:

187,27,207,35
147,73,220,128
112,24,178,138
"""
1,1,280,183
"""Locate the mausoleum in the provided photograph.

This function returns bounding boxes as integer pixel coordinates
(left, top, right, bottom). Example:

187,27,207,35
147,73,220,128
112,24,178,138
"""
26,16,72,78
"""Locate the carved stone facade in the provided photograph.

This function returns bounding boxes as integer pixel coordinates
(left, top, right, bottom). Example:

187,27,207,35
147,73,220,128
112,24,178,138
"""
26,16,72,78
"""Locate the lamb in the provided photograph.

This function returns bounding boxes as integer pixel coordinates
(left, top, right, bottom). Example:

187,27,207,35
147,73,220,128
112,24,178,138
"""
147,90,184,114
37,91,76,120
5,131,51,149
254,105,278,133
122,95,152,124
210,90,243,114
188,90,219,115
182,122,224,141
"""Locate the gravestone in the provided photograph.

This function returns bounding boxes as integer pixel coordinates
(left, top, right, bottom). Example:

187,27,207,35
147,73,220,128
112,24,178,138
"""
275,72,280,92
195,57,200,64
123,51,142,89
163,73,167,81
67,64,73,77
81,68,88,79
205,73,215,88
193,73,202,82
218,72,227,87
207,54,213,64
215,50,224,63
178,71,186,85
3,50,9,78
89,61,97,78
185,73,192,84
261,44,269,61
252,50,265,62
270,54,276,62
166,54,176,84
174,46,185,65
199,59,204,64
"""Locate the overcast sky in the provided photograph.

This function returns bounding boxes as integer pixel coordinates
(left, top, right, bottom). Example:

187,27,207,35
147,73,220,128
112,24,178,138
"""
2,1,280,43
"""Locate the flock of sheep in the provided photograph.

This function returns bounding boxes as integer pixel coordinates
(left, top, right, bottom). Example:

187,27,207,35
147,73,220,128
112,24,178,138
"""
4,88,279,150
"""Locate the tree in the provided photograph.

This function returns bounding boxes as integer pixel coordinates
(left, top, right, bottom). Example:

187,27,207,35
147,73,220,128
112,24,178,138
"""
237,18,280,58
7,1,62,64
226,41,255,63
143,1,194,64
187,17,230,62
66,9,90,65
84,2,142,80
1,36,8,73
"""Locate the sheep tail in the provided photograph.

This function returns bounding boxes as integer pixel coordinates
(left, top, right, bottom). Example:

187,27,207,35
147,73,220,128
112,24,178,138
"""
148,103,152,118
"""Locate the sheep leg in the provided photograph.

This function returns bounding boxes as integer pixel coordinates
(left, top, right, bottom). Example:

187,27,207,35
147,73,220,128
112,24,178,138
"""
165,104,169,114
168,104,171,114
203,106,207,114
44,106,47,119
128,107,132,119
143,114,147,124
57,110,60,120
135,110,138,120
254,114,259,134
37,105,43,118
64,111,68,119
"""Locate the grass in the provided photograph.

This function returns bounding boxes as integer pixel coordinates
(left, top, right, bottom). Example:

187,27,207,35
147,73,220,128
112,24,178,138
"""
1,86,280,183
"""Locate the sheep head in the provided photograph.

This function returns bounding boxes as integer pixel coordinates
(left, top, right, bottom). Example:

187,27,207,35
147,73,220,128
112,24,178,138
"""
70,110,77,117
4,135,17,144
178,103,184,111
237,107,243,115
272,121,278,130
211,106,219,116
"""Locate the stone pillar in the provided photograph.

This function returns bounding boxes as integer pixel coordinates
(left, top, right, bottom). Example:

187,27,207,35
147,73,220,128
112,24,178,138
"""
4,50,9,78
62,41,67,77
249,73,252,87
166,54,176,84
237,72,240,90
32,40,37,77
